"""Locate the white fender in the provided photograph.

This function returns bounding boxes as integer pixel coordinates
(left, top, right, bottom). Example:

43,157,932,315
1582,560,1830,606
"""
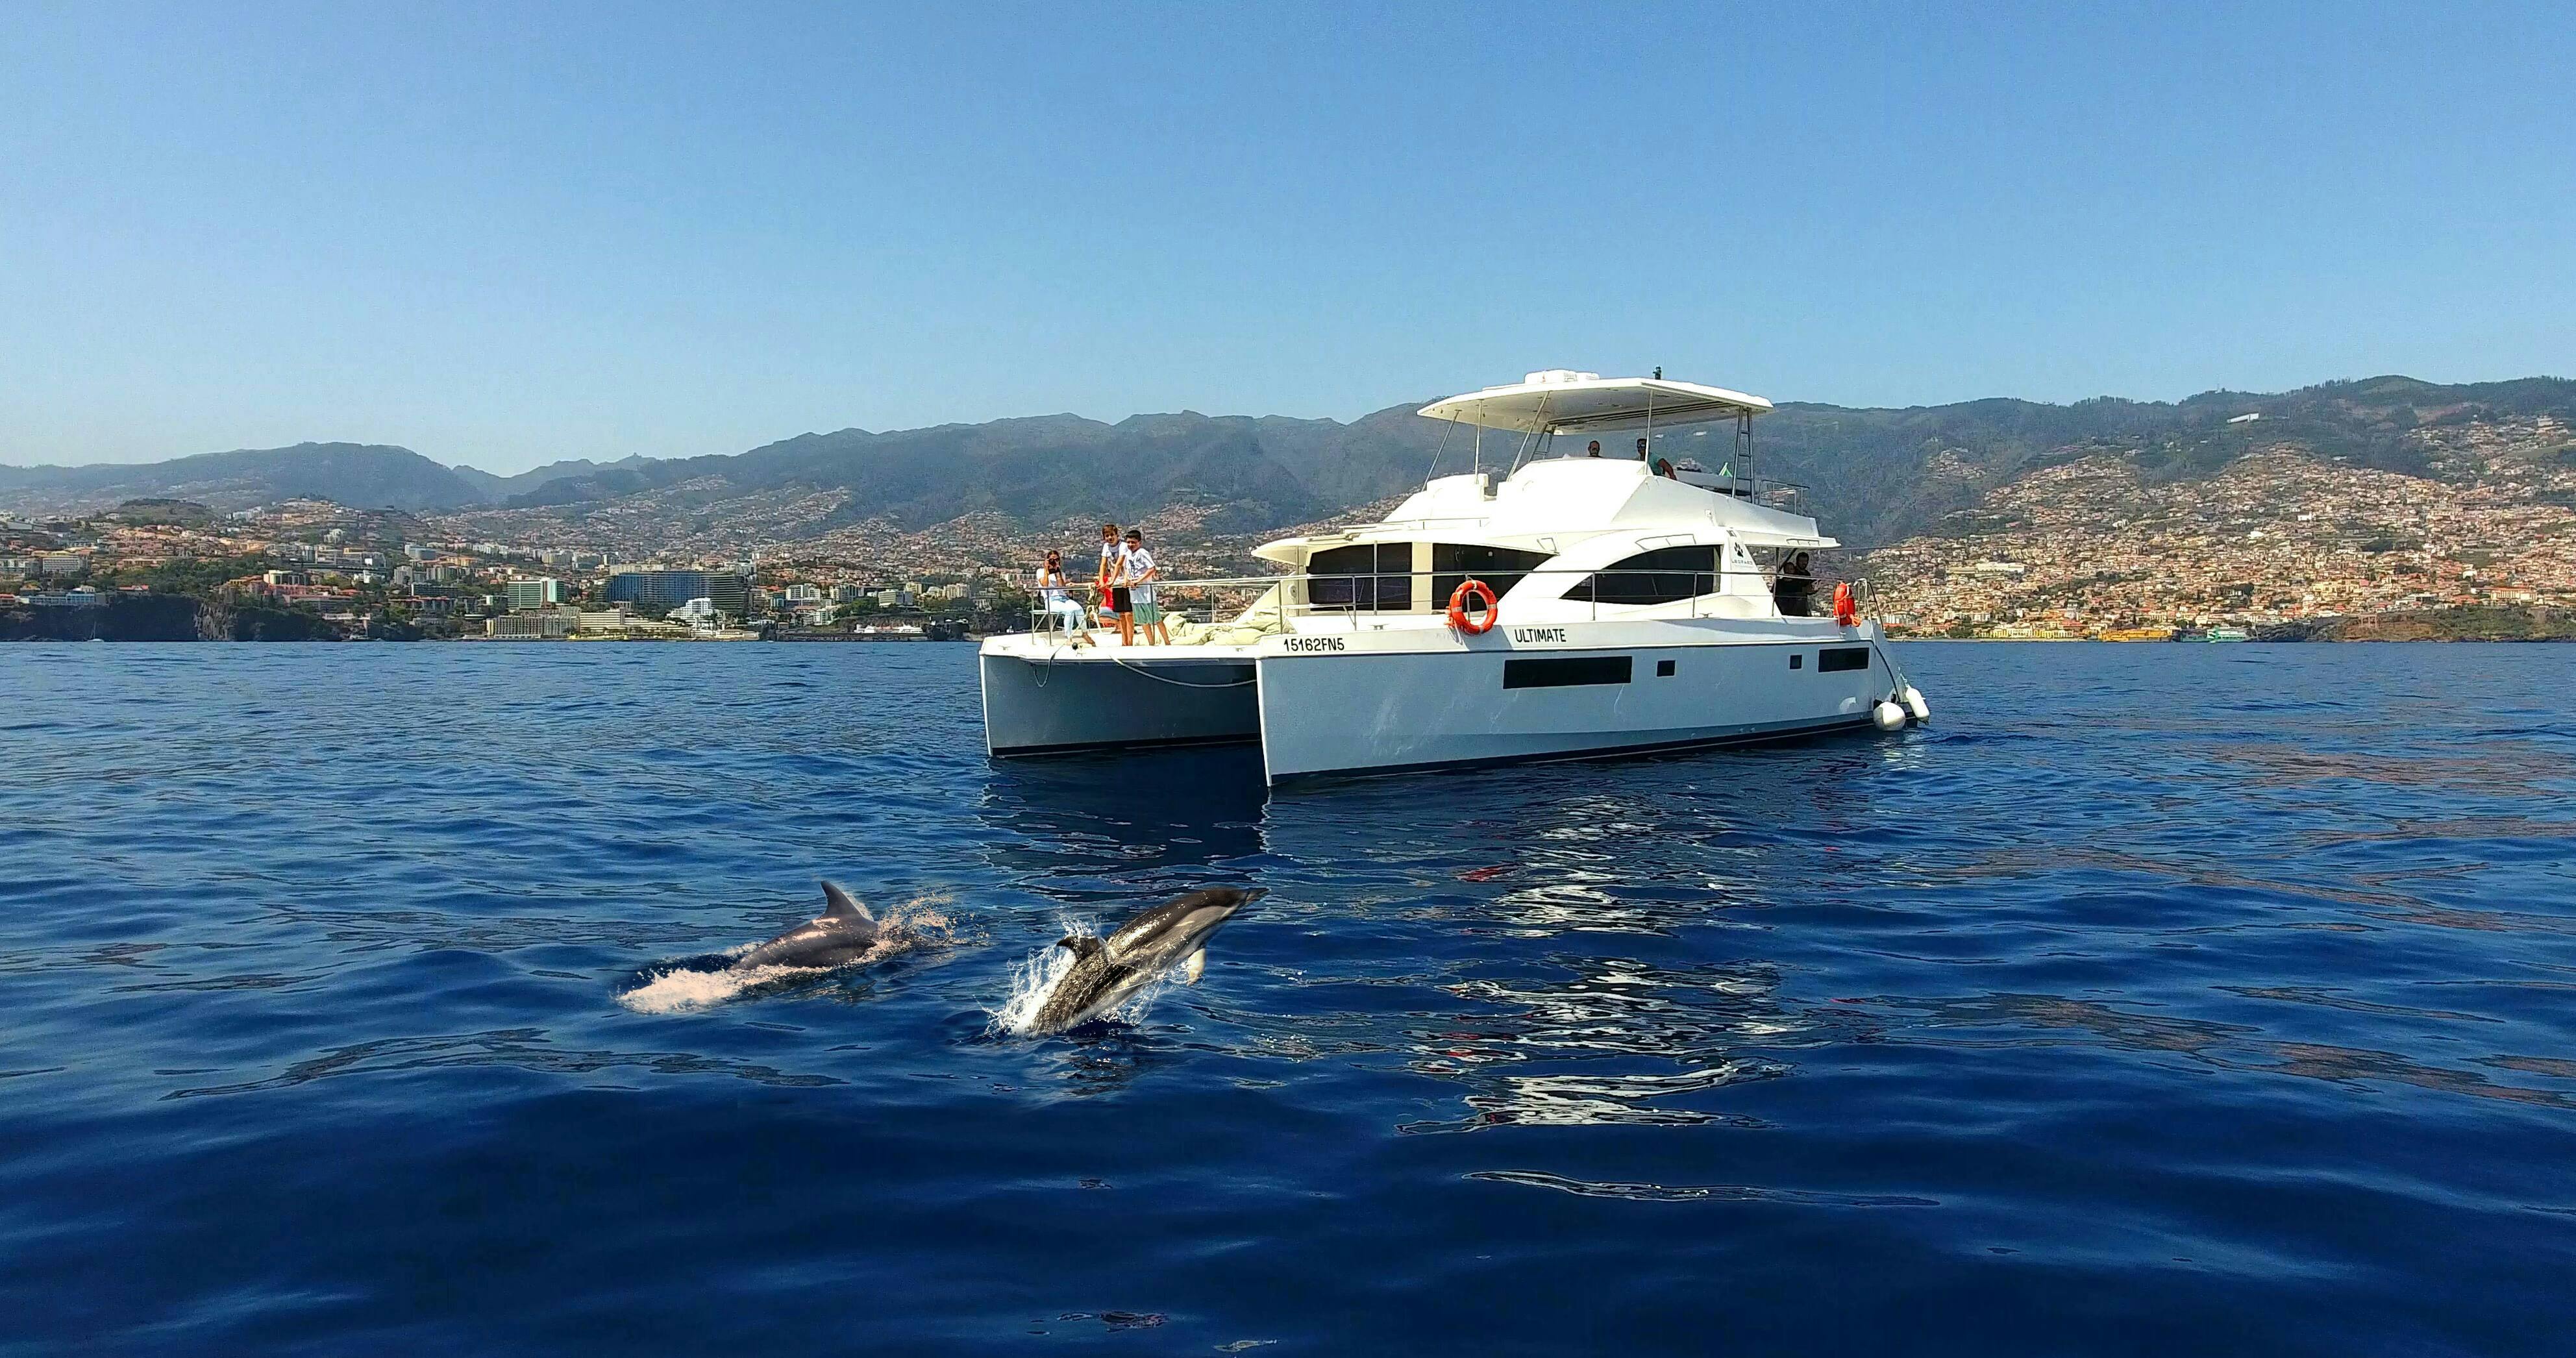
1903,686,1930,722
1872,700,1907,732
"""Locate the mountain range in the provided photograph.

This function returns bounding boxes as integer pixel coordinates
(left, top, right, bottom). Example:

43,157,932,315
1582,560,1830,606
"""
6,375,2570,549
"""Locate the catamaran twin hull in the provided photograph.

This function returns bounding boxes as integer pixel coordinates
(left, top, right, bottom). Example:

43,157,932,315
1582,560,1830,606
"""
978,617,1903,785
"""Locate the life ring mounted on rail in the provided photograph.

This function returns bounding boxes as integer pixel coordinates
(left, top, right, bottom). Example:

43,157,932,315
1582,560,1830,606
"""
1831,581,1859,626
1447,578,1498,634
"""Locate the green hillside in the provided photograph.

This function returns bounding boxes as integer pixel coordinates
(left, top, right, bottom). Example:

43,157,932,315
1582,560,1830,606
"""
9,375,2570,544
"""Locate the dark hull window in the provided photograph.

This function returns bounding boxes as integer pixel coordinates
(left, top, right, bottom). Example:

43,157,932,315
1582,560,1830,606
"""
1308,543,1410,610
1818,647,1871,673
1503,656,1634,689
1574,546,1717,605
1433,543,1552,605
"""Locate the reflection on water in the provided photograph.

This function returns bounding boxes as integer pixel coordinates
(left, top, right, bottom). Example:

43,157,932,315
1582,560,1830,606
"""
1467,1169,1938,1207
978,745,1269,883
1404,956,1802,1131
1877,991,2576,1110
165,1028,845,1099
2213,739,2574,790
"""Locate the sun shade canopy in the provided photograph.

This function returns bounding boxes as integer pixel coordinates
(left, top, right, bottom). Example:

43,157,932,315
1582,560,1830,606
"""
1418,370,1774,434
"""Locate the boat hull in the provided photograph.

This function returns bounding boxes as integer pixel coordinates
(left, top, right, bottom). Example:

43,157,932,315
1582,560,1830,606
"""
980,648,1261,756
1254,626,1892,784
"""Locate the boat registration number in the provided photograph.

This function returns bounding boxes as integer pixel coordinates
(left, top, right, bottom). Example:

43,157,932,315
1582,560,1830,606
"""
1283,636,1346,653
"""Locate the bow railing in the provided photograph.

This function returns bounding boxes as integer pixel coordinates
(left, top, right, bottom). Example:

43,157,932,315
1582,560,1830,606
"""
1024,563,1849,634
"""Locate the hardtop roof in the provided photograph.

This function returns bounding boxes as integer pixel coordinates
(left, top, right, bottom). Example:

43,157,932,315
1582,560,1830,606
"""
1418,370,1773,434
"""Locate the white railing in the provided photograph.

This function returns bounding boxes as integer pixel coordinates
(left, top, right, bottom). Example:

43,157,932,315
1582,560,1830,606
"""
1026,564,1843,632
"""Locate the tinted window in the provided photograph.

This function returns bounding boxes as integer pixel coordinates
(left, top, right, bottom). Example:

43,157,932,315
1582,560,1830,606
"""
1433,543,1553,605
1818,647,1870,673
1307,543,1411,610
1574,546,1718,605
1503,656,1634,689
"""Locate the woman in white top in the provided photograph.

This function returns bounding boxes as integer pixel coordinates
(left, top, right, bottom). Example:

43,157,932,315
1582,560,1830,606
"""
1036,549,1086,636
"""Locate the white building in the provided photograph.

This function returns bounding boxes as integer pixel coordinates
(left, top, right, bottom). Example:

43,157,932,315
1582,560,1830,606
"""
669,597,729,633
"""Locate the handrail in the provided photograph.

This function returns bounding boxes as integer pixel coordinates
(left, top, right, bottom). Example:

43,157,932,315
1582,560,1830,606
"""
1026,562,1848,630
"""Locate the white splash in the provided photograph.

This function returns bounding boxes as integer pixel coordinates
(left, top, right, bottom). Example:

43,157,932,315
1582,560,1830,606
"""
618,900,957,1015
987,915,1176,1037
619,959,822,1015
988,916,1095,1035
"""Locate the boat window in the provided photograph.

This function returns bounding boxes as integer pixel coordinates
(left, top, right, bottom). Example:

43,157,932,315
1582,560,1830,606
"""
1432,544,1552,604
1503,656,1633,689
1818,647,1870,673
1307,543,1411,611
1572,546,1718,605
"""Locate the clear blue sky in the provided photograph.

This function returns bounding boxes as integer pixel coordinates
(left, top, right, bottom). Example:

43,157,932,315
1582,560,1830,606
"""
4,1,2569,473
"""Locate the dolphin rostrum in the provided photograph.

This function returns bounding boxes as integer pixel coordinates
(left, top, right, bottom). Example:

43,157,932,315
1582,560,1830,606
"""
1027,887,1265,1035
735,881,882,970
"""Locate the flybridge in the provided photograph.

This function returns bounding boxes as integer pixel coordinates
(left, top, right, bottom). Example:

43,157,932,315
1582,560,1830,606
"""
1415,369,1776,493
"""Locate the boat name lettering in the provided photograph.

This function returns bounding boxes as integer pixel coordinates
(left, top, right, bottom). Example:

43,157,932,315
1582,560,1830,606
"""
1510,628,1569,644
1283,636,1346,653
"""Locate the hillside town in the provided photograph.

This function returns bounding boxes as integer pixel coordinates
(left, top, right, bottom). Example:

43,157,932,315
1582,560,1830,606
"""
1863,417,2576,638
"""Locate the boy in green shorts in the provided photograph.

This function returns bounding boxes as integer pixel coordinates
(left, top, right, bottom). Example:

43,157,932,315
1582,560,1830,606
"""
1121,528,1169,646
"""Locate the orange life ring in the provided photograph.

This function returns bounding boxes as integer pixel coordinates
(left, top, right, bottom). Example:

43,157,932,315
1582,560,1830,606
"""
1832,581,1859,626
1447,578,1498,634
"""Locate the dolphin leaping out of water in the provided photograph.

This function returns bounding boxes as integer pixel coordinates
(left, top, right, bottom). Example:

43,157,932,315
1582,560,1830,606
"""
735,881,882,970
1027,887,1265,1035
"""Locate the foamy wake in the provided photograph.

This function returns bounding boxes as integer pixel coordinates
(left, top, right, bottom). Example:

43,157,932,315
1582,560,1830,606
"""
986,915,1174,1037
619,900,957,1015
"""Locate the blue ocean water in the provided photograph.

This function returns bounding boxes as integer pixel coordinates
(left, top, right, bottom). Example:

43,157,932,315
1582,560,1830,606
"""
4,641,2575,1355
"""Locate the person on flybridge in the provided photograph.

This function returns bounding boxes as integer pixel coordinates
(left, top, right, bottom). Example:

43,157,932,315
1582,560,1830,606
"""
1774,551,1816,617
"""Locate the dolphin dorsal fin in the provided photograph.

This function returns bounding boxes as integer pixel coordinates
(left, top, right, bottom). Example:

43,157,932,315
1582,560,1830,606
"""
819,881,874,923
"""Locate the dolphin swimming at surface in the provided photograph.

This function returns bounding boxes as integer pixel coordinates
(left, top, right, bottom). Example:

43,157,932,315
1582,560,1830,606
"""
734,882,882,970
1026,887,1265,1035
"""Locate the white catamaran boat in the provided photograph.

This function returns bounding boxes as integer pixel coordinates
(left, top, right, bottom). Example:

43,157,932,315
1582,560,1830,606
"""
979,370,1930,784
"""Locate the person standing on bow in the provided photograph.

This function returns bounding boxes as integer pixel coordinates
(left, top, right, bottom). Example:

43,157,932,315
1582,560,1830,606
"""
1120,527,1169,647
1096,521,1132,645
